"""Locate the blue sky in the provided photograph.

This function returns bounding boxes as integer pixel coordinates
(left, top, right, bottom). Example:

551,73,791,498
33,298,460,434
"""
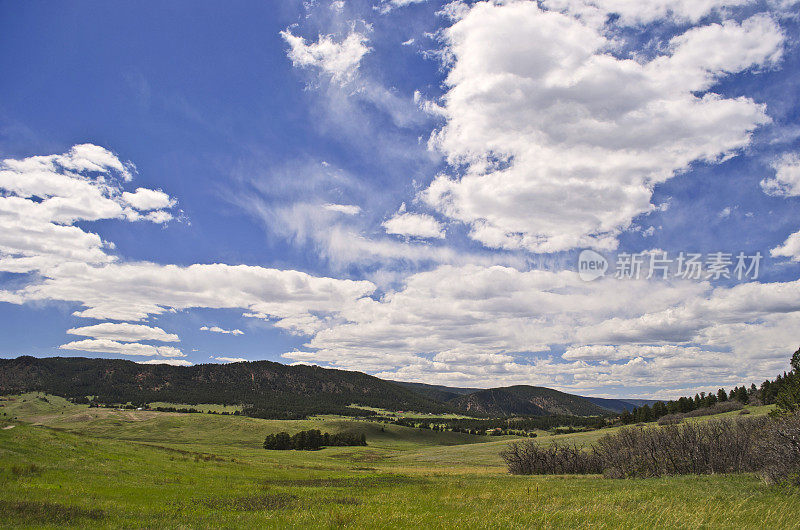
1,0,800,399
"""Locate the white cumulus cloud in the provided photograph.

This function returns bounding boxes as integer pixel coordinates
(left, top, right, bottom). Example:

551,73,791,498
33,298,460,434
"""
382,209,445,239
423,2,782,252
138,359,193,366
122,187,176,211
771,230,800,261
214,356,248,363
201,325,244,336
282,264,800,393
761,153,800,197
0,145,176,274
67,323,180,343
3,261,375,330
542,0,757,27
59,339,185,358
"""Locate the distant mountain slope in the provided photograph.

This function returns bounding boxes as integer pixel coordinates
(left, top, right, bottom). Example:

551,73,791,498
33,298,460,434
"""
397,382,654,414
0,356,452,418
395,382,480,402
583,397,639,413
448,386,611,416
618,399,661,407
584,397,660,413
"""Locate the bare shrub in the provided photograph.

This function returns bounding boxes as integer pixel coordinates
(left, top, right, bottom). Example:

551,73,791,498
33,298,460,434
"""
503,416,781,480
501,441,602,475
595,417,769,478
754,413,800,486
655,402,744,426
683,401,743,418
657,415,683,426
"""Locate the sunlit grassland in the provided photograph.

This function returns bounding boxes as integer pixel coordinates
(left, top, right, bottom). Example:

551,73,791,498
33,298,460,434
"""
146,402,244,414
1,394,796,528
346,405,475,420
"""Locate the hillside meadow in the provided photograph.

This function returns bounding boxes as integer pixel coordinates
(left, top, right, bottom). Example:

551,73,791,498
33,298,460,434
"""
1,393,798,528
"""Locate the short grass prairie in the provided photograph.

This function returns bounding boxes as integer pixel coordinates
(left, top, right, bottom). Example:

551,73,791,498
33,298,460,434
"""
1,393,798,528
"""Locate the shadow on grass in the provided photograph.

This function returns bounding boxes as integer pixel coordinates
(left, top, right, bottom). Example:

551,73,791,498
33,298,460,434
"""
0,500,104,524
328,450,390,463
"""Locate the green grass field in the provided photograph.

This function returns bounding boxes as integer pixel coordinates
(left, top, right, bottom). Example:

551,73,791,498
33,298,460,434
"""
146,402,244,414
1,393,798,528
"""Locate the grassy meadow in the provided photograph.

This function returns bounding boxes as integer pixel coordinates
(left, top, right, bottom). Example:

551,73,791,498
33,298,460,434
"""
1,393,798,528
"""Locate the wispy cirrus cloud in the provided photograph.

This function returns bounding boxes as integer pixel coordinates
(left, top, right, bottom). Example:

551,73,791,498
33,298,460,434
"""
280,29,370,84
323,203,361,215
376,0,428,15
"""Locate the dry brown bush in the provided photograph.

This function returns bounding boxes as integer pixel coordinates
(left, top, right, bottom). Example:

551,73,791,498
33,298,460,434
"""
754,412,800,486
503,414,800,487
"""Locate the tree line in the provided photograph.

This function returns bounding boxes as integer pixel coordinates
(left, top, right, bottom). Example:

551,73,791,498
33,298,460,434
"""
263,429,367,450
380,413,605,436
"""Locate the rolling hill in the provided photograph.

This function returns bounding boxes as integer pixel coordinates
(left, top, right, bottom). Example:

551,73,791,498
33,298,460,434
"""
398,382,655,414
583,396,660,413
447,386,611,416
394,381,480,402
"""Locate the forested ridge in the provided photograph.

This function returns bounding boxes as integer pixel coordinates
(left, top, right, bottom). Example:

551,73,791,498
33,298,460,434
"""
0,356,450,418
449,385,612,416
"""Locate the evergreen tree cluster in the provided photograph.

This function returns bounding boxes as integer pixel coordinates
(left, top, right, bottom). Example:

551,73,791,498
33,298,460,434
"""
263,430,367,450
774,348,800,414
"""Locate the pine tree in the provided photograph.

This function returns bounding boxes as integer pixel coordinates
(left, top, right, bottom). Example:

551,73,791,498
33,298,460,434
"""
775,347,800,414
